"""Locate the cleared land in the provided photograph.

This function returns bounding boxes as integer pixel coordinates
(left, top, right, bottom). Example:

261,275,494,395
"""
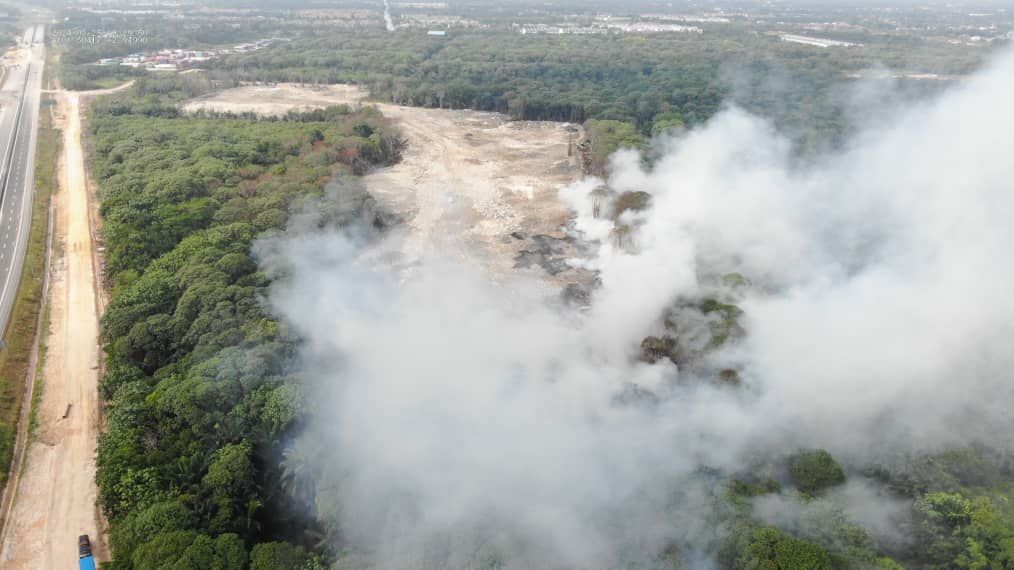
185,84,587,281
0,91,104,568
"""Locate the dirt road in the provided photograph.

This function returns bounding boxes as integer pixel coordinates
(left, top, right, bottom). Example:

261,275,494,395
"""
186,84,588,282
0,92,103,568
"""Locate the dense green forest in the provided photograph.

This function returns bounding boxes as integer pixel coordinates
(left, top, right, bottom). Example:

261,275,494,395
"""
722,441,1014,568
91,75,401,569
209,28,980,151
53,10,989,149
633,297,1014,568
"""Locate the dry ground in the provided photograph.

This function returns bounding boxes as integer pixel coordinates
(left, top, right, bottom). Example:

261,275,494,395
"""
0,91,105,568
185,84,587,282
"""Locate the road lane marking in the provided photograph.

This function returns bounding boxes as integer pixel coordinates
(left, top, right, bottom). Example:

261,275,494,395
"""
0,52,43,330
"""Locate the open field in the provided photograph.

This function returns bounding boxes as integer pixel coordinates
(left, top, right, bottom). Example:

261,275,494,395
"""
185,84,588,283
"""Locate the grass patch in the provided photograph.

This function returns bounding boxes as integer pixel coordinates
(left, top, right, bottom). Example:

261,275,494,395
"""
28,303,50,436
60,60,141,91
88,77,127,90
43,50,59,91
0,96,60,486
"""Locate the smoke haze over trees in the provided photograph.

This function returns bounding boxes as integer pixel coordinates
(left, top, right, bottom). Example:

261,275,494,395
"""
58,2,1014,567
257,45,1014,569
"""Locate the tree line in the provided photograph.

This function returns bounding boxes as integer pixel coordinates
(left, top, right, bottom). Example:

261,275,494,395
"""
207,27,982,155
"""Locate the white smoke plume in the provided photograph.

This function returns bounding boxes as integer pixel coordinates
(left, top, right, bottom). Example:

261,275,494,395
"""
258,46,1014,568
751,481,913,548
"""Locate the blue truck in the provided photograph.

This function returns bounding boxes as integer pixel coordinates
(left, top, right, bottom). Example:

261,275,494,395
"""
78,535,95,570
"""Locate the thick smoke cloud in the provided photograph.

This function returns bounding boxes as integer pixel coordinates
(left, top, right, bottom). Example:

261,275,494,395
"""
258,46,1014,568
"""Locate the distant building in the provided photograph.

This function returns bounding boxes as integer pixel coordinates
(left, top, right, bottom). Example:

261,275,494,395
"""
89,36,281,74
427,30,447,36
780,34,859,48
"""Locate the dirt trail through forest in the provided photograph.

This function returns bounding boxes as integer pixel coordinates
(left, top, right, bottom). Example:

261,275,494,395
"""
186,84,589,282
0,91,104,568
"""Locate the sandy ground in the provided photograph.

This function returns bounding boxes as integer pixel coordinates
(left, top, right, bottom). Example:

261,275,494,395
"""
186,84,587,282
0,92,104,568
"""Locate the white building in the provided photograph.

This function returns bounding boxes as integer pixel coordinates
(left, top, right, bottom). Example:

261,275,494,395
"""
780,34,859,48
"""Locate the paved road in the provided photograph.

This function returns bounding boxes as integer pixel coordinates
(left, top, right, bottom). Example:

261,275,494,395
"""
0,25,45,338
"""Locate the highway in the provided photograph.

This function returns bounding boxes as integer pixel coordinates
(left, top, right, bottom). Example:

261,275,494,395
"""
0,25,45,338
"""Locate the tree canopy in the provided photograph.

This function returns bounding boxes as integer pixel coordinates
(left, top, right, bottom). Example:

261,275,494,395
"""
93,76,402,567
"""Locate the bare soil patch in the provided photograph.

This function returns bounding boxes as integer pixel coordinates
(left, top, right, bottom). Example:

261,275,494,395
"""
185,84,588,283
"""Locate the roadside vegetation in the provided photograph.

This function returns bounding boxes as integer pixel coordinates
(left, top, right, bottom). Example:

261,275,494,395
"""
0,95,59,485
91,74,401,569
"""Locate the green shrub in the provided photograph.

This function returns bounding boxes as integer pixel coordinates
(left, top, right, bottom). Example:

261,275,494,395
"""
739,526,832,570
788,450,846,494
